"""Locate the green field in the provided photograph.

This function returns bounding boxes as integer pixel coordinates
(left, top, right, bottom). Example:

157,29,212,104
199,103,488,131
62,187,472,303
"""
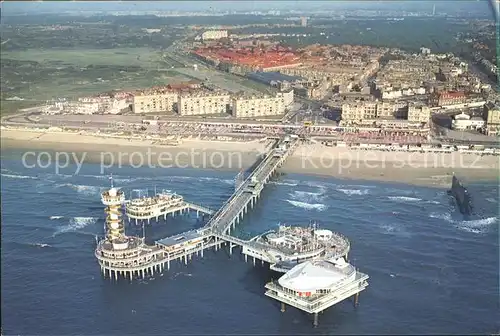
0,48,192,115
1,47,163,68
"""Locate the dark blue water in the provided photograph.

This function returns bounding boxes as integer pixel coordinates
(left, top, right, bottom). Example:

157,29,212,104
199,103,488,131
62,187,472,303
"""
1,149,499,335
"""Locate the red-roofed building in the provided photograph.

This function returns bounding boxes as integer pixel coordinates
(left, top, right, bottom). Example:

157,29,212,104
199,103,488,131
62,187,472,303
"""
430,91,467,107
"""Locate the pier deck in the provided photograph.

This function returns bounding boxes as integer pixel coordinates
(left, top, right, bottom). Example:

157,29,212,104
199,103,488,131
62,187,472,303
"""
125,200,214,223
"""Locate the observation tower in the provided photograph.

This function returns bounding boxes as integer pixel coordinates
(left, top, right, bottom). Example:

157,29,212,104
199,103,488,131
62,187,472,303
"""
95,176,167,280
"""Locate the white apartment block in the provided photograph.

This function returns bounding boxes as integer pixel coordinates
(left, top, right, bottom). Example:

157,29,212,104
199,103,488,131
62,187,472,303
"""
178,92,230,116
57,101,100,114
201,30,228,41
276,90,294,107
341,102,377,121
232,95,286,118
407,103,431,123
132,92,178,113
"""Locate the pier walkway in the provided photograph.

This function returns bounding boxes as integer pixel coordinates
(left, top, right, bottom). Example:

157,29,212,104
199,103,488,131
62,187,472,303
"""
151,136,300,262
206,136,300,235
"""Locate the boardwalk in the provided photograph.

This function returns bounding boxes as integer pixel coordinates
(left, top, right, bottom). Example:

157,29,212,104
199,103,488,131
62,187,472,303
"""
207,136,300,235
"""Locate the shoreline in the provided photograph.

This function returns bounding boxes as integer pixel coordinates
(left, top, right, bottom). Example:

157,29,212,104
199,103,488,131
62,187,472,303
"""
2,129,499,188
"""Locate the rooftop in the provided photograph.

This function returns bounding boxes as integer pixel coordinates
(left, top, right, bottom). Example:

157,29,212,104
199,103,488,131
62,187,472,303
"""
278,258,355,292
156,230,206,247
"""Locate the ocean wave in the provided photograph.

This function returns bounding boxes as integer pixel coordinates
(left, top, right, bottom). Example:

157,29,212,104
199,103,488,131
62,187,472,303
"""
57,183,104,197
378,223,411,237
285,199,327,211
54,216,98,236
50,216,64,220
289,190,325,203
429,212,498,234
337,188,369,196
388,196,422,202
486,198,497,203
30,243,52,248
1,173,37,180
269,181,298,187
456,217,498,234
199,176,235,185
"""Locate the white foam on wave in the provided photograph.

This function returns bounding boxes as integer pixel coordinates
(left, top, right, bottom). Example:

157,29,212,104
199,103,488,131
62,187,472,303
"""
486,197,497,203
50,216,64,220
54,217,98,236
59,183,104,197
429,212,452,221
289,190,325,203
388,196,422,202
456,217,498,234
429,212,498,234
1,173,37,180
379,223,411,237
270,181,298,187
286,199,327,211
199,176,235,185
337,188,369,196
31,243,51,248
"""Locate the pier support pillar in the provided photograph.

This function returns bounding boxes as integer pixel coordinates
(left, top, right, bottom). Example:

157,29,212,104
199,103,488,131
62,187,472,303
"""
245,254,248,263
354,292,359,307
164,213,167,221
313,313,319,328
201,243,204,257
253,257,256,266
280,302,286,313
167,259,170,270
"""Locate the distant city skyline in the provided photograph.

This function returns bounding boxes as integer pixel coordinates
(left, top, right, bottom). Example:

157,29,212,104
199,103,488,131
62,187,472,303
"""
1,0,493,18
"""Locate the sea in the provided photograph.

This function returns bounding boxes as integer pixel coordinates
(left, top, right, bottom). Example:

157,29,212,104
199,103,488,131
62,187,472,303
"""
1,148,499,335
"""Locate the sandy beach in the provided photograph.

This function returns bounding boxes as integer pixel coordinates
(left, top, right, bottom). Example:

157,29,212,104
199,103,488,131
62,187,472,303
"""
2,128,498,188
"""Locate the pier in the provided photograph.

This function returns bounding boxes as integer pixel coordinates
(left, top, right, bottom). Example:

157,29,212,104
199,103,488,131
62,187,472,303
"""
94,135,369,326
96,136,300,278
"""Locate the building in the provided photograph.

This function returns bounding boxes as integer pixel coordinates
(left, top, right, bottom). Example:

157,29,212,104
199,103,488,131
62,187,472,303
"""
132,92,178,114
484,102,500,136
451,112,485,131
201,30,228,41
300,16,308,27
341,102,377,122
276,90,294,107
178,92,230,116
377,101,407,119
265,257,369,327
56,101,100,114
430,91,467,107
420,47,431,56
246,71,307,91
407,103,431,123
232,94,286,118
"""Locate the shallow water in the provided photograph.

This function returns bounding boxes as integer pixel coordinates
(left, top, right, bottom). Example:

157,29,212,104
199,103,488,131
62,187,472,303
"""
1,149,499,335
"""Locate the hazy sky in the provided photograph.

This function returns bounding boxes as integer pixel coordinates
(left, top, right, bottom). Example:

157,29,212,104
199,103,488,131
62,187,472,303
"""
1,0,493,16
